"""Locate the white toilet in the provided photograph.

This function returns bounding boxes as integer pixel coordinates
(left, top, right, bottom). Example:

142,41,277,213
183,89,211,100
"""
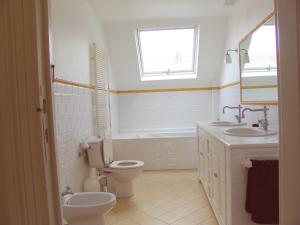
86,136,144,198
62,192,116,225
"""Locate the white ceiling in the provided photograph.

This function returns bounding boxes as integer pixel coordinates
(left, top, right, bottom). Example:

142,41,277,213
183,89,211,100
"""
87,0,239,22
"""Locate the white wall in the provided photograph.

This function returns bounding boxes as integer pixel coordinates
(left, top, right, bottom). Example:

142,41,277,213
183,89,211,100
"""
51,0,108,191
106,1,279,134
218,0,278,128
104,17,227,133
88,0,233,22
104,17,227,90
51,0,107,84
220,0,274,85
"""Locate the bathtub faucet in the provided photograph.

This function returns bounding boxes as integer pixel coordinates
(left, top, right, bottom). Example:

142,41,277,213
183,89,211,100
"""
222,104,243,123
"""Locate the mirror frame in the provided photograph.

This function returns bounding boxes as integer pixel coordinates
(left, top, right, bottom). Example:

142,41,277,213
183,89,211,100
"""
239,12,278,106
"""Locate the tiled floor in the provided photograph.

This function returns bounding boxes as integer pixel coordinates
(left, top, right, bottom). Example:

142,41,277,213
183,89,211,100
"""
106,170,218,225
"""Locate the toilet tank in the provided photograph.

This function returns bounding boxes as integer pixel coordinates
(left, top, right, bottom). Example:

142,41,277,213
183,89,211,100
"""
86,136,105,168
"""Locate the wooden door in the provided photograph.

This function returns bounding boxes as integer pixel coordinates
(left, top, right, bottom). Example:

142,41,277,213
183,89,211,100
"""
0,0,61,224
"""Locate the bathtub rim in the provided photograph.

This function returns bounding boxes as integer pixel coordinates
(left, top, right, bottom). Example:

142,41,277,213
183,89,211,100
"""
112,129,197,140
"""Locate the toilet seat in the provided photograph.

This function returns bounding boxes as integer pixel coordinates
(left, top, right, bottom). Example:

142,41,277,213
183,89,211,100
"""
110,160,144,169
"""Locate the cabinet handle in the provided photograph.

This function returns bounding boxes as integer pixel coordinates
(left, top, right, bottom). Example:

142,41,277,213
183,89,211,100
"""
214,173,218,178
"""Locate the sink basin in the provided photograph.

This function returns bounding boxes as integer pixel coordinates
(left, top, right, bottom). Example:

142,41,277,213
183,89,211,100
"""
209,121,246,127
223,127,277,137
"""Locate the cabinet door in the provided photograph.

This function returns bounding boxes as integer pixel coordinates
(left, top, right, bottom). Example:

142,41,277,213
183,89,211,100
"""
198,135,205,181
210,140,226,225
197,129,210,192
206,139,212,198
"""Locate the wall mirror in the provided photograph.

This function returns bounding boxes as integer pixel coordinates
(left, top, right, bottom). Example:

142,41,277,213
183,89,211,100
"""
239,12,278,105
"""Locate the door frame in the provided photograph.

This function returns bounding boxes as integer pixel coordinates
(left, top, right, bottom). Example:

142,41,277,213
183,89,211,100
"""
38,0,63,224
276,0,300,224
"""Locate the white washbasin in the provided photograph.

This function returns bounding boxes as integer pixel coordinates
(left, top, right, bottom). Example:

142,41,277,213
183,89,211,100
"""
209,121,246,127
223,127,277,137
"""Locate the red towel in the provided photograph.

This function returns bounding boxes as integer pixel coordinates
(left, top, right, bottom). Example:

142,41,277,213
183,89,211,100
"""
246,160,279,224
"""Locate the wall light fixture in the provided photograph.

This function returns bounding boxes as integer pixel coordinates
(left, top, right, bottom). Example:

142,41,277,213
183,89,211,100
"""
225,49,238,64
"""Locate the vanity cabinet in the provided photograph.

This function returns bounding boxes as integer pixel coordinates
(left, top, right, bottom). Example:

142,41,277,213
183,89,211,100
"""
197,128,226,225
197,124,279,225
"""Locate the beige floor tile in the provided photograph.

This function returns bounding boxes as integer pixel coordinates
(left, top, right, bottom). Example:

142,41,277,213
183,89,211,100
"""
133,200,154,209
120,210,155,224
111,202,127,213
184,198,210,211
157,202,180,211
106,212,136,225
143,206,168,217
172,206,198,217
106,170,217,225
201,217,219,225
116,207,141,218
185,207,215,223
139,218,168,225
158,212,183,224
171,217,199,225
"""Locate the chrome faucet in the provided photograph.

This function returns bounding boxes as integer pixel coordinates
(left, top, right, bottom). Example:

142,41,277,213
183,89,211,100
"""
222,104,243,123
61,186,74,197
242,106,269,131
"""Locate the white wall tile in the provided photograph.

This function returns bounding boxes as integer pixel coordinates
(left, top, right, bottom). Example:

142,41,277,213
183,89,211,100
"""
110,85,278,135
110,93,119,135
54,83,96,192
219,85,278,129
115,90,219,133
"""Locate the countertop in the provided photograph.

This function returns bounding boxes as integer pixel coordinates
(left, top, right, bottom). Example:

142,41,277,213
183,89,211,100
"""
197,122,279,149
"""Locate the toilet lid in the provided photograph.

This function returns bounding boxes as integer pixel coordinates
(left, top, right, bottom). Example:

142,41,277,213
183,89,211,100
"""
110,160,144,169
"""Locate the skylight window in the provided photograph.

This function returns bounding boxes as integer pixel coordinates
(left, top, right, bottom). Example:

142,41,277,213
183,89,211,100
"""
136,27,199,81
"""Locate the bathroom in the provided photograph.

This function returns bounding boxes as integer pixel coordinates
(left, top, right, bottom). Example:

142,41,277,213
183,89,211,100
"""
50,0,278,224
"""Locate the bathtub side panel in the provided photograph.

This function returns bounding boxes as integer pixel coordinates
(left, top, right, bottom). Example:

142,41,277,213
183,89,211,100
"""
112,139,156,170
112,137,197,170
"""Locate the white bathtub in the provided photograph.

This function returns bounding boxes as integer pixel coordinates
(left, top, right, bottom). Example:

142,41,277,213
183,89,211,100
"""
112,130,198,170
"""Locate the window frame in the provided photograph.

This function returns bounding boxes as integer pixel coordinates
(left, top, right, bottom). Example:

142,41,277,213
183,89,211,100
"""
135,26,200,81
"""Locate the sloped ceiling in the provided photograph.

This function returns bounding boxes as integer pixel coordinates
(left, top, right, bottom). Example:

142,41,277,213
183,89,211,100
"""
223,0,239,6
87,0,238,22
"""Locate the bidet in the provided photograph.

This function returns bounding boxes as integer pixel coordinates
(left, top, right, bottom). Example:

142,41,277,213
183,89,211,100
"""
62,191,116,225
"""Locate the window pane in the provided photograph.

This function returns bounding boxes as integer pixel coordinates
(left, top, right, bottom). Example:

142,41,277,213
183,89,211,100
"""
139,28,196,74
